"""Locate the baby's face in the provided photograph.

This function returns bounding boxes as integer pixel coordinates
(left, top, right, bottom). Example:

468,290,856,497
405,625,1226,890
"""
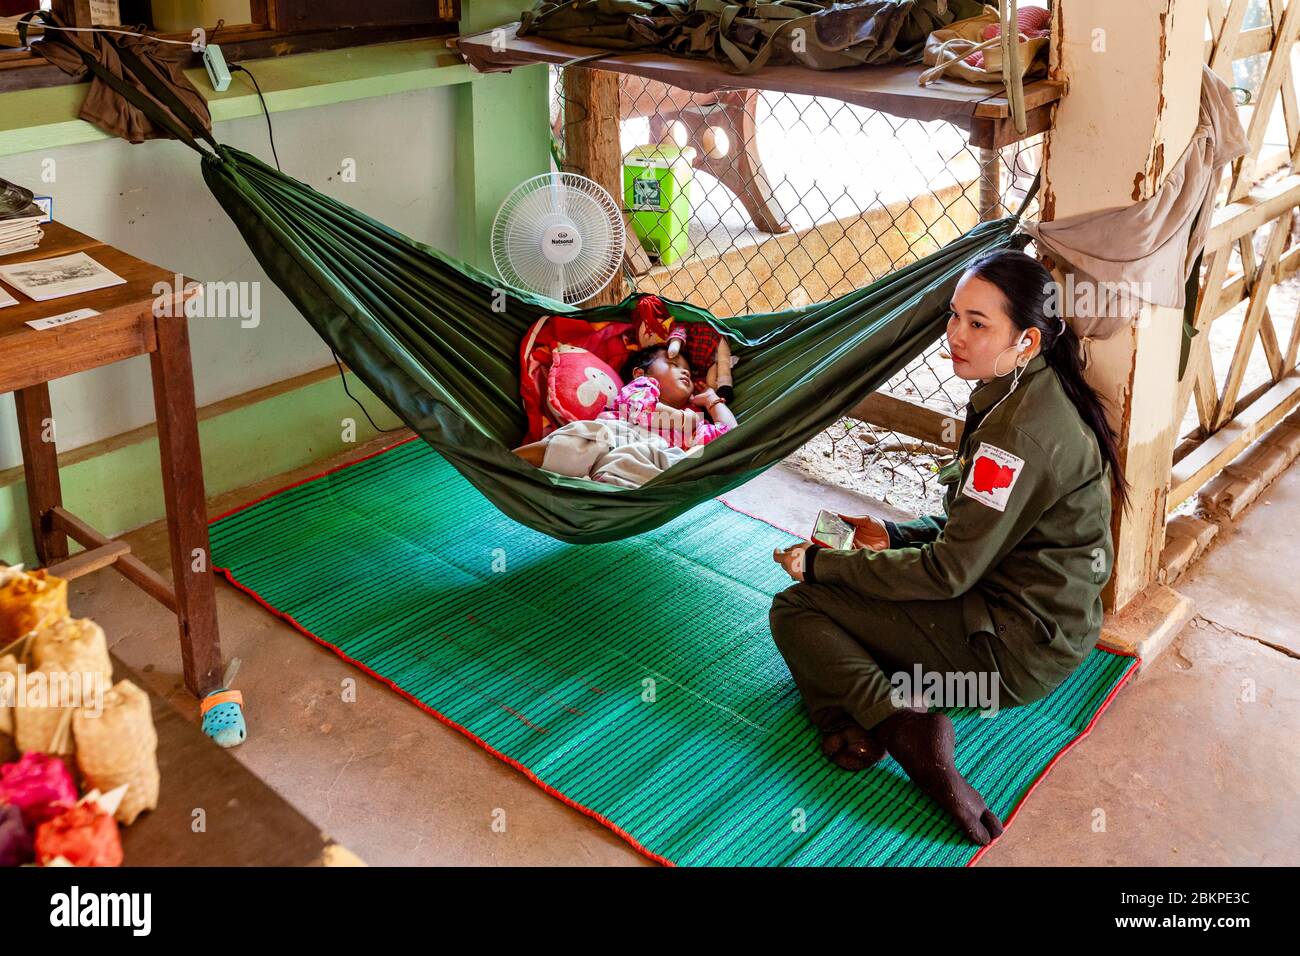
641,352,694,407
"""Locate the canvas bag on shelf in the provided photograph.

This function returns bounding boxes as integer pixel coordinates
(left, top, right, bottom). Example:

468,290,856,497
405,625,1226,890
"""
919,3,1049,86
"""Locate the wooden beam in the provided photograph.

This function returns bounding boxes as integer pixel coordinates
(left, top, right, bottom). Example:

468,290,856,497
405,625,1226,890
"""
1176,245,1231,427
847,391,961,450
1227,0,1300,201
1169,372,1300,508
46,540,131,581
1205,173,1300,253
48,507,177,611
1211,209,1292,430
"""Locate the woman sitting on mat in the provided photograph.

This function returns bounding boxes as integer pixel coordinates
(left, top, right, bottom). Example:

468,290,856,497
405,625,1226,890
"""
512,345,737,486
770,248,1127,846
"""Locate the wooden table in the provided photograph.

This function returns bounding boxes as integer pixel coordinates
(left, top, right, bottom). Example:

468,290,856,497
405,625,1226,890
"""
0,221,222,697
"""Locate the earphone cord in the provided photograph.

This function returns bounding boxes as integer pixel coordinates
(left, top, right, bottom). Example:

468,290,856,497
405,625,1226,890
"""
982,340,1030,421
982,364,1025,421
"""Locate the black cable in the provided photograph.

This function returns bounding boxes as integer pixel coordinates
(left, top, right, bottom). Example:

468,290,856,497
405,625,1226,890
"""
232,60,400,434
230,63,281,171
332,351,404,434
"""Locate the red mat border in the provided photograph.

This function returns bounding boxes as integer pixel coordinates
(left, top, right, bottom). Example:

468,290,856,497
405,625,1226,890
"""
209,437,1140,868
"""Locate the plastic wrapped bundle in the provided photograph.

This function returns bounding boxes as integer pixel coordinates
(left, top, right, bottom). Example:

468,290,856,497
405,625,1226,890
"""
35,801,122,867
0,653,19,737
0,569,68,645
14,664,79,756
0,801,33,866
73,680,159,825
30,618,112,682
0,751,77,827
16,619,113,756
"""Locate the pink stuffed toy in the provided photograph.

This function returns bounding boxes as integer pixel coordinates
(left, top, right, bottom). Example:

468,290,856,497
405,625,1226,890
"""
545,344,622,426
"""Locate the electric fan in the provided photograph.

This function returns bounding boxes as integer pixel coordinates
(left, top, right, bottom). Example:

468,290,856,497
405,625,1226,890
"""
491,172,626,305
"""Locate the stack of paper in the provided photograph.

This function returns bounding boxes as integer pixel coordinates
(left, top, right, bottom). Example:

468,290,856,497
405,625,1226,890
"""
0,176,44,257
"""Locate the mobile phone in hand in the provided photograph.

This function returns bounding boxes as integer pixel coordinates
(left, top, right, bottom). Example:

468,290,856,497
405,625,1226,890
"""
811,509,856,549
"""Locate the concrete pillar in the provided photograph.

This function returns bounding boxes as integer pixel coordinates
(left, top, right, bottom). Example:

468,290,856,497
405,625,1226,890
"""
1044,0,1206,612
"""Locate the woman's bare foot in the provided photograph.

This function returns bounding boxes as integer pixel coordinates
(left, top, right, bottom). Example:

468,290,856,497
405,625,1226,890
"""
820,723,886,771
872,708,1004,845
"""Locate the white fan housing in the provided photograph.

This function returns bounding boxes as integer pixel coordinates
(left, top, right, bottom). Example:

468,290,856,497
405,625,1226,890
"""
491,173,625,305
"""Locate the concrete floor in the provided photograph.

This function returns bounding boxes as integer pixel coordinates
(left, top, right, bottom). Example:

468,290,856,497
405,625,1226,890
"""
69,435,1299,866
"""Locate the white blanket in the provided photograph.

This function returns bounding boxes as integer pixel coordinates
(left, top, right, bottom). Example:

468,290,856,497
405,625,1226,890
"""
540,418,703,488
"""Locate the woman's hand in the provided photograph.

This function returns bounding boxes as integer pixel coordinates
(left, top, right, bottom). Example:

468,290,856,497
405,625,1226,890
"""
837,513,890,551
773,542,811,581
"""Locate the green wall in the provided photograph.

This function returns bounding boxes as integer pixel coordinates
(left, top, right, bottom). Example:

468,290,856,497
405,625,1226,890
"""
0,12,549,565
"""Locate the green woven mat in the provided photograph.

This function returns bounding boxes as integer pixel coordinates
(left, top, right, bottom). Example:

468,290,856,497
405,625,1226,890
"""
209,438,1136,866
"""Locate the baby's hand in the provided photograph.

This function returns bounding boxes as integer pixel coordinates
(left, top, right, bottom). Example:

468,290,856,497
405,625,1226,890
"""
690,388,719,409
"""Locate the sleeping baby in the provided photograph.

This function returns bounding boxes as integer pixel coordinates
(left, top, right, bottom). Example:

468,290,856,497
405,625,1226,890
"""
512,344,737,487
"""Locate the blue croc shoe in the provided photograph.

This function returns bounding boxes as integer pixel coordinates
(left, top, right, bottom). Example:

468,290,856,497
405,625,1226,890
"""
200,688,246,747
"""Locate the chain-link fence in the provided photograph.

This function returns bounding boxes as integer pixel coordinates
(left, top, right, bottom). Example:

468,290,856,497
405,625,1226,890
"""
552,67,1044,516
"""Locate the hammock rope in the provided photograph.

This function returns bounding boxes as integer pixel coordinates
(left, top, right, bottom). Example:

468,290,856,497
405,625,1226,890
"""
27,11,1041,543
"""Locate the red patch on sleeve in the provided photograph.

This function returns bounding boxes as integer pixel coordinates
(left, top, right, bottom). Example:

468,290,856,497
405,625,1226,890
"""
972,455,1018,493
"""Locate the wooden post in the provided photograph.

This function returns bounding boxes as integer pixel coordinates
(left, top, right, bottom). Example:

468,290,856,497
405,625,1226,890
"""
150,314,223,696
977,146,1001,221
14,383,69,565
563,65,626,307
1043,0,1207,612
49,0,93,27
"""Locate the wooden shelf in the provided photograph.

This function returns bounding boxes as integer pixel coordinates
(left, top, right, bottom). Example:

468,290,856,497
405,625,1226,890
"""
454,22,1063,148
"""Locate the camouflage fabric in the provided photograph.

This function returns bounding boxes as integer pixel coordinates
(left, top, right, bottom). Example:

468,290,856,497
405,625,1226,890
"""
518,0,986,74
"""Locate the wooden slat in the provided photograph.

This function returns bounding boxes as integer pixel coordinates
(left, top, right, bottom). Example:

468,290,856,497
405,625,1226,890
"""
46,540,131,580
1170,372,1300,508
1236,213,1288,381
1268,0,1300,167
1285,285,1300,370
1211,210,1293,430
1209,0,1252,85
49,507,177,612
1177,246,1232,430
1228,0,1300,201
1204,173,1300,253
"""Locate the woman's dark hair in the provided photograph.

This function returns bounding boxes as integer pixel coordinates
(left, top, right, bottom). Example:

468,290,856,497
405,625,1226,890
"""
963,248,1131,511
622,344,668,383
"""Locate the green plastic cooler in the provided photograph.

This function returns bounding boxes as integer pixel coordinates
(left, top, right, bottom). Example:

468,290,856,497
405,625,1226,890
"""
624,144,695,266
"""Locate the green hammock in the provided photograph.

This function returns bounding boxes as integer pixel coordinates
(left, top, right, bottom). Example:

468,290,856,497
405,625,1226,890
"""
29,13,1035,543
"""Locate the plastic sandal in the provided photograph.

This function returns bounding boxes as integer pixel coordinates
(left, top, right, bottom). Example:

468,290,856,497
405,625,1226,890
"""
200,688,246,748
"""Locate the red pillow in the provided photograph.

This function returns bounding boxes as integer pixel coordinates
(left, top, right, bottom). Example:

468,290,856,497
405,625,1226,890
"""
545,344,622,425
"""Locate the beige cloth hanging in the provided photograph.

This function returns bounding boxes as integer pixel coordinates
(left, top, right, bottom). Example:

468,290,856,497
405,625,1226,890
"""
1017,63,1249,339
